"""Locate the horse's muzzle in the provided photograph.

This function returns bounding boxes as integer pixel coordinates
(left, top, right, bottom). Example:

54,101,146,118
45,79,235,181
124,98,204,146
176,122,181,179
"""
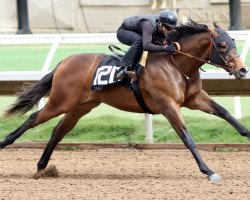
234,67,249,79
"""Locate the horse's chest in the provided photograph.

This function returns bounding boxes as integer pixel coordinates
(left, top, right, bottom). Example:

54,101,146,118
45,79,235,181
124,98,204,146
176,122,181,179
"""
170,78,202,102
185,80,202,98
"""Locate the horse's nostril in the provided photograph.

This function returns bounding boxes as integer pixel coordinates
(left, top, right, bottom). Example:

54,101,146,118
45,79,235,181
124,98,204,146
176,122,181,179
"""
239,67,247,76
240,68,247,72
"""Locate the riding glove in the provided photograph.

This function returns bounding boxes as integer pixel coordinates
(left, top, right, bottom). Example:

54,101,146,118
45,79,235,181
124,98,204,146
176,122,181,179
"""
163,43,177,53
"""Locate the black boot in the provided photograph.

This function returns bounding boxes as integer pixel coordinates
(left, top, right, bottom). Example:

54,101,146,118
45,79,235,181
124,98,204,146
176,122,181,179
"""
116,40,142,80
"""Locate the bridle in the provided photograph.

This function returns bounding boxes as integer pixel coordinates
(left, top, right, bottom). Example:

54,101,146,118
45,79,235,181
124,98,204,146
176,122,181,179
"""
173,28,240,78
209,28,240,73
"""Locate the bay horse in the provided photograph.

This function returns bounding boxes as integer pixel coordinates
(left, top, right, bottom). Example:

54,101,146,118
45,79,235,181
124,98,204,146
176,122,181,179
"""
0,20,249,181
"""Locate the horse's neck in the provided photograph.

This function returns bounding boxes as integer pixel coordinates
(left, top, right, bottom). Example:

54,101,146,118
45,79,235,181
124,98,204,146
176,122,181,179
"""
145,33,211,81
174,33,212,77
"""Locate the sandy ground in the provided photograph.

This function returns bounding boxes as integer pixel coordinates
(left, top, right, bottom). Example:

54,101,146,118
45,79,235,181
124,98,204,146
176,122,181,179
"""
0,148,249,200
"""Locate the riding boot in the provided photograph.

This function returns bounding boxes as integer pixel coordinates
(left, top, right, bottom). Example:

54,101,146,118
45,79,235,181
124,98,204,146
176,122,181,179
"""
117,51,148,80
116,40,142,80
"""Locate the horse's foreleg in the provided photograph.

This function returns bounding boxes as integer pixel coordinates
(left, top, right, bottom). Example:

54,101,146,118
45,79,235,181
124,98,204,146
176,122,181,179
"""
37,102,100,171
162,101,220,181
185,90,250,139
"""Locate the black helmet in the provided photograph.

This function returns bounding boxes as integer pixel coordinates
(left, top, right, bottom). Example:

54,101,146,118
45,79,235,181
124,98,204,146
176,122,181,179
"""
159,9,177,30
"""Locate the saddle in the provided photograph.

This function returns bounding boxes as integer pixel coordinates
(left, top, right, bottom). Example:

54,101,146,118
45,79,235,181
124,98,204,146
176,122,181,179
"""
91,45,154,114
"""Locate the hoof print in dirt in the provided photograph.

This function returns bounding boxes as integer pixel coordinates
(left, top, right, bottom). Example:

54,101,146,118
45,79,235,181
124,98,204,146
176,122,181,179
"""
33,165,59,179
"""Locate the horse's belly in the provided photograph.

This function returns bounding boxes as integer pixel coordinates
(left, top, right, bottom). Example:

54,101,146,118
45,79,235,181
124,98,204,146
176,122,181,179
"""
98,86,145,113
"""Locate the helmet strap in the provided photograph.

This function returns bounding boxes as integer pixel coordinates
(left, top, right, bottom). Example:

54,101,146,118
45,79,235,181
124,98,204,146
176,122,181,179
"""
158,21,163,31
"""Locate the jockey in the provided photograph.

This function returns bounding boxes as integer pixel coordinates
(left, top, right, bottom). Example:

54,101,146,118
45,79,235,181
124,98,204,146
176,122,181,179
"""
116,9,179,80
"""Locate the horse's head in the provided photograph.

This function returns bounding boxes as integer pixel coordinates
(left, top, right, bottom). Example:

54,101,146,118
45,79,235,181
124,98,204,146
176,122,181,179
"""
210,24,249,79
168,20,249,79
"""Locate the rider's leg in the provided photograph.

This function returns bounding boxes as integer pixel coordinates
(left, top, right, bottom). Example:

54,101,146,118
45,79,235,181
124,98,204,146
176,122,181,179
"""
116,27,143,79
122,40,143,66
117,26,141,46
116,40,143,79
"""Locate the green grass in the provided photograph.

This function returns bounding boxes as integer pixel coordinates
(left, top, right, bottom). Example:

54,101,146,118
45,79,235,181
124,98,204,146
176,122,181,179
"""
0,97,249,144
0,44,127,71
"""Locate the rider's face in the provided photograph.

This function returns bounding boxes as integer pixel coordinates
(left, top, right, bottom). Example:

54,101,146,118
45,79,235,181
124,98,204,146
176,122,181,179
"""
162,26,172,34
160,22,173,35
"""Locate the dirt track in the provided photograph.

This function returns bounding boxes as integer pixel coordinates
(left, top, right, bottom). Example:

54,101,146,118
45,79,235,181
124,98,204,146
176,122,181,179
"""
0,148,249,200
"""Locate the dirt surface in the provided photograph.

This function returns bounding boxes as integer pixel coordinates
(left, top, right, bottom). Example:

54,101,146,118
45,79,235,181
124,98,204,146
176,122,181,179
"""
0,148,249,200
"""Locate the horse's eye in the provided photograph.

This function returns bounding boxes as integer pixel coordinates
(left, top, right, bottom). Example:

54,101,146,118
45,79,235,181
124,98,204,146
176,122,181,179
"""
218,42,226,48
218,41,228,52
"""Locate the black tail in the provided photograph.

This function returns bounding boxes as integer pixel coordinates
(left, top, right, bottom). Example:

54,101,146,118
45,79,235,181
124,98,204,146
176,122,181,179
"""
5,69,56,116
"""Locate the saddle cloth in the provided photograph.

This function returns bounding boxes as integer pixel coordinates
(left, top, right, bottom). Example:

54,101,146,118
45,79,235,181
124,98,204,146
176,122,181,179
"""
91,55,124,90
90,53,154,114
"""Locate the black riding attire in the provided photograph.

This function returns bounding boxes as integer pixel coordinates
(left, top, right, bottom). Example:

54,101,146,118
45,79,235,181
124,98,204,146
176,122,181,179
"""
116,14,176,68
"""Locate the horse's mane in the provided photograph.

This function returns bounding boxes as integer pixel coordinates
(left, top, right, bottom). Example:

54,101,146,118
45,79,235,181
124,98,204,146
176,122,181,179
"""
168,19,209,42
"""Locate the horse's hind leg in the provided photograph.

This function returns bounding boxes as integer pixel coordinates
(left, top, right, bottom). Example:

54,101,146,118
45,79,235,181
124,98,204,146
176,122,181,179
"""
0,111,40,148
0,103,66,149
36,102,100,171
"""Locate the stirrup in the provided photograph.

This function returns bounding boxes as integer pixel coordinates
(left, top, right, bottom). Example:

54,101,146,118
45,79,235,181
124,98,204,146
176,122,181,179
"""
116,69,135,81
124,70,135,81
116,70,126,80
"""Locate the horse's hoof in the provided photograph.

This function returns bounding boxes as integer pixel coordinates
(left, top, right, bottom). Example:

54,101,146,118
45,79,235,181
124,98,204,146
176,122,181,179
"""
208,173,222,182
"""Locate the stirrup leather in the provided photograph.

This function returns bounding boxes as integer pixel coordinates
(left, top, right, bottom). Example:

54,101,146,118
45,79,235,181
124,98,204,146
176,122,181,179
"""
116,69,135,80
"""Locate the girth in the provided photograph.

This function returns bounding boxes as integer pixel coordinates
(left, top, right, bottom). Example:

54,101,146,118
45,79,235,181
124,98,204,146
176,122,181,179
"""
129,65,154,115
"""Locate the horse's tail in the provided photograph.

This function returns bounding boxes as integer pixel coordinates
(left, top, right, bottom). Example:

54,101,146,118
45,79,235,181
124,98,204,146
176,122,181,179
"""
5,68,57,116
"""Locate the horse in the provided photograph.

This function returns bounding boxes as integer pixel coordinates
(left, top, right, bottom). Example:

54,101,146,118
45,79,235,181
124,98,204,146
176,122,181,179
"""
0,20,249,181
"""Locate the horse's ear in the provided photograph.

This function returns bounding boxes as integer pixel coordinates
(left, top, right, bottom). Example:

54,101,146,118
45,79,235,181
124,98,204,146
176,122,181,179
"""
188,19,197,25
213,22,220,28
208,27,218,37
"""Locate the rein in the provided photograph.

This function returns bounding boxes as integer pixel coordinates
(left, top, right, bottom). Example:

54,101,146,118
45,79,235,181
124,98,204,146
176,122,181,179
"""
170,54,195,82
172,34,240,78
175,50,222,68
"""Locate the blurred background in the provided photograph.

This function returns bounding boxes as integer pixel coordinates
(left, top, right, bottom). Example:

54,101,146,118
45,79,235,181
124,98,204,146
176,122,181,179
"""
1,0,249,34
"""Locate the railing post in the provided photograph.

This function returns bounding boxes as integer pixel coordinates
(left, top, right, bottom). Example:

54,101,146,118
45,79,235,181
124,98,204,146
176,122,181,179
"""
42,35,62,72
16,0,32,34
144,114,153,144
234,96,242,119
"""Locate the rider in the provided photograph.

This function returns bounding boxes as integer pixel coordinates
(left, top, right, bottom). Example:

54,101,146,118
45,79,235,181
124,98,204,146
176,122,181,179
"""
116,9,179,80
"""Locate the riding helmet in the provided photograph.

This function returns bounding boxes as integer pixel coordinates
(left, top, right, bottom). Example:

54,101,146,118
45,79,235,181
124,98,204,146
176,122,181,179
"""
159,9,177,29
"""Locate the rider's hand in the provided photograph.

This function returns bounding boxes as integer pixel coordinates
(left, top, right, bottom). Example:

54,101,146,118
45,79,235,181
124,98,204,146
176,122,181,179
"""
163,42,180,53
163,43,177,53
163,40,168,46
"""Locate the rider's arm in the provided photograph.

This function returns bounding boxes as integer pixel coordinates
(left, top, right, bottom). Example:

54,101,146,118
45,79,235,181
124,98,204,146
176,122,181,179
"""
139,20,165,52
139,20,177,53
